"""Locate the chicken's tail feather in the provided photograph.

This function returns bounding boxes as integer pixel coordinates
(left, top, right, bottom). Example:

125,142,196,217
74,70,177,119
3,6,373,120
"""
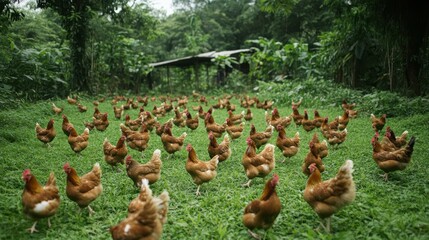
338,160,354,178
406,136,416,156
46,172,57,186
93,162,102,177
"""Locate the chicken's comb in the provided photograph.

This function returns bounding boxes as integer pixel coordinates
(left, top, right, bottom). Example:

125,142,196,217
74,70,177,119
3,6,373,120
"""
272,174,279,185
22,169,31,177
186,144,192,151
63,162,70,171
246,137,252,144
308,163,317,172
125,155,133,162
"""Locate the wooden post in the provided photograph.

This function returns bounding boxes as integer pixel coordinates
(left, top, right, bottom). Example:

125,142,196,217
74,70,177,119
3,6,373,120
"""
167,66,171,94
194,62,200,91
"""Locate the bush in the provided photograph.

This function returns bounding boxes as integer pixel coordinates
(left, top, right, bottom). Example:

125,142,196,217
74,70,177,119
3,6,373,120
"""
255,77,429,116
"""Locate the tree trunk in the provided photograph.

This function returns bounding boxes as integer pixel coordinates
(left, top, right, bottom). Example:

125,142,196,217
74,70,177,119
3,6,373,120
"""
68,7,91,93
403,1,429,96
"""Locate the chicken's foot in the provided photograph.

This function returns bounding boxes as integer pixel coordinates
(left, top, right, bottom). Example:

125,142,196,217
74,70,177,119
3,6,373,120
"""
242,179,252,188
316,217,331,233
87,205,95,215
381,173,389,181
27,221,39,233
247,229,262,240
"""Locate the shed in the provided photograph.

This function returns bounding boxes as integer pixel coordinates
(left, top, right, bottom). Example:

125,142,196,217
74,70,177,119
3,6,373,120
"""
148,49,252,88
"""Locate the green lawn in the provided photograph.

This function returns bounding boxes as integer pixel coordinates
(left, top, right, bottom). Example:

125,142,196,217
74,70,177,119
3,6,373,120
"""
1,95,428,240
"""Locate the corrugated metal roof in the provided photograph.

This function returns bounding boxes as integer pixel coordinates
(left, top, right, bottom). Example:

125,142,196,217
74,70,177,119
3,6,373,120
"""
149,49,251,68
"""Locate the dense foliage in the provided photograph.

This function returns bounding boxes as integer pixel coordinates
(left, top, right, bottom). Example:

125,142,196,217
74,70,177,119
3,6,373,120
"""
0,0,428,104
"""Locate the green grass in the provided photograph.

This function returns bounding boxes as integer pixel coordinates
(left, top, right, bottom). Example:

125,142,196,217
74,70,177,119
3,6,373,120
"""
0,94,429,240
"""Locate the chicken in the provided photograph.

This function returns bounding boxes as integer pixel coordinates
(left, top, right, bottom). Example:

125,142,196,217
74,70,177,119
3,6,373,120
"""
302,110,316,132
93,107,103,119
269,108,291,129
226,102,236,112
62,114,74,136
320,117,339,132
125,114,142,131
113,105,123,120
205,113,226,138
244,108,253,121
152,105,166,117
92,100,99,107
63,162,102,215
35,119,56,147
208,131,231,162
103,135,128,171
197,105,207,119
227,110,244,124
304,160,356,233
110,179,169,240
386,126,408,149
178,96,188,107
127,179,169,221
125,149,162,187
83,121,95,131
347,109,358,118
142,111,157,131
21,170,60,233
310,133,328,159
67,96,77,105
249,124,274,149
243,174,281,239
259,100,274,110
77,103,87,113
93,113,109,131
341,99,356,110
51,103,63,115
337,110,349,131
121,123,150,154
185,110,199,130
275,125,300,162
371,113,387,132
173,107,186,127
67,126,89,154
242,138,275,187
371,133,415,181
313,110,325,128
155,119,173,137
185,144,219,195
225,118,245,140
291,105,304,127
323,129,348,148
161,125,187,156
302,141,325,176
291,97,302,108
137,96,148,105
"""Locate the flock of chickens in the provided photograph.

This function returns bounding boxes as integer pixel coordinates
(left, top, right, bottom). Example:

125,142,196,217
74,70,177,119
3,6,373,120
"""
26,94,416,239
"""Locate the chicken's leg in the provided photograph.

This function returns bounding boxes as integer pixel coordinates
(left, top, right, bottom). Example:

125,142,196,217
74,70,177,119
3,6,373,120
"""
47,218,51,228
195,185,201,196
87,205,95,215
381,173,389,181
27,221,38,233
317,217,331,233
242,179,252,188
247,229,262,240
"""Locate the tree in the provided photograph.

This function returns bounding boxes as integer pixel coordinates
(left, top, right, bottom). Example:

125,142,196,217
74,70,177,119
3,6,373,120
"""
36,0,128,93
0,0,24,32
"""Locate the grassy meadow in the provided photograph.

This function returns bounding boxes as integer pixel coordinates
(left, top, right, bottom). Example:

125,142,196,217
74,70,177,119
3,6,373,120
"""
0,94,429,240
